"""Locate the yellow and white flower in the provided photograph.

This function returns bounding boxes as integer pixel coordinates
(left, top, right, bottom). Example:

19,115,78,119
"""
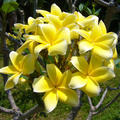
33,64,78,112
0,51,35,90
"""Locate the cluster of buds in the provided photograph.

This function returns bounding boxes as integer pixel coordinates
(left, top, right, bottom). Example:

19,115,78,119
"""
0,4,118,112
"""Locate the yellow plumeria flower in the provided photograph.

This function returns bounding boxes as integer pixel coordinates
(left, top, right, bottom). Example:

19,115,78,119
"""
37,3,79,41
26,17,44,34
36,3,62,18
33,64,78,112
17,24,70,56
74,11,98,29
46,14,79,41
14,23,28,38
69,55,115,97
76,20,118,59
0,51,35,90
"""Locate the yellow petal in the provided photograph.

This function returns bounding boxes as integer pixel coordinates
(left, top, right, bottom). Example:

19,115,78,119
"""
71,56,88,75
112,48,117,59
57,88,78,106
78,40,93,54
33,76,53,93
36,10,50,17
55,27,70,44
17,40,32,53
79,15,98,28
51,3,61,16
43,89,58,112
5,73,21,90
93,46,113,59
104,59,114,70
90,67,115,83
0,66,17,74
112,33,118,48
9,51,21,71
14,23,27,29
69,72,87,89
47,64,62,86
81,77,101,97
74,11,85,21
95,32,116,47
63,14,76,26
22,54,35,75
28,41,37,54
34,44,49,57
48,40,67,56
76,29,90,40
46,15,61,29
90,24,101,40
70,29,79,39
39,24,56,43
26,35,47,44
59,70,72,88
59,12,69,20
28,17,35,25
99,20,106,34
88,54,103,72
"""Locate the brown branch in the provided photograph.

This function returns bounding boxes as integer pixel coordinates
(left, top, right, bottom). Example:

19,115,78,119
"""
5,32,21,46
86,86,120,120
0,106,14,114
33,0,38,17
73,0,77,5
95,0,120,30
7,90,18,111
66,90,84,120
88,97,95,111
66,0,76,12
94,0,114,7
93,92,120,115
19,104,40,120
95,88,108,109
86,97,95,120
107,85,120,91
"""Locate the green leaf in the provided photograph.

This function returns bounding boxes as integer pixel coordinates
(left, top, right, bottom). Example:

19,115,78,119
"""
94,8,101,16
35,61,45,75
3,0,16,3
1,0,18,14
114,58,120,65
79,4,84,12
86,7,92,15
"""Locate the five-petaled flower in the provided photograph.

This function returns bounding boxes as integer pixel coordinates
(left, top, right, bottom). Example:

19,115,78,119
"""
32,64,78,112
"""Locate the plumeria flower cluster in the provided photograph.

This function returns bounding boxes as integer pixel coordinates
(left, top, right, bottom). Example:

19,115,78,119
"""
0,4,118,112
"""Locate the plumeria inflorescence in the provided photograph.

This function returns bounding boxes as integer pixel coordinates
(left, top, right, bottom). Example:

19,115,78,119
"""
0,3,118,112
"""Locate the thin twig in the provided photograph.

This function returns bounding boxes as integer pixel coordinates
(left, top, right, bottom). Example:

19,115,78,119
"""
107,85,120,91
95,88,108,109
7,90,20,112
94,0,114,7
19,104,40,120
88,97,95,111
0,106,14,114
73,0,77,5
86,97,95,120
33,0,38,17
5,32,21,46
93,93,120,115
